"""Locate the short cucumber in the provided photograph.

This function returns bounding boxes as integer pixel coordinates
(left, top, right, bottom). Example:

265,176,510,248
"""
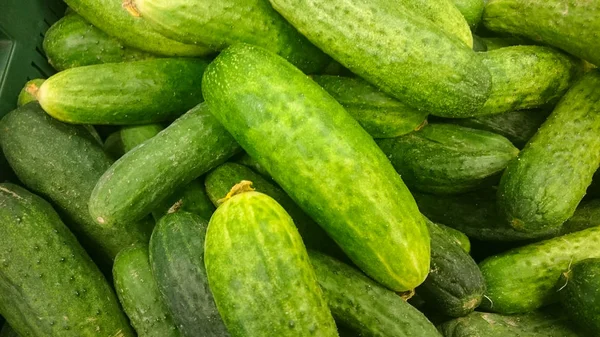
16,79,44,107
452,0,484,29
38,58,209,125
558,258,600,336
205,189,338,337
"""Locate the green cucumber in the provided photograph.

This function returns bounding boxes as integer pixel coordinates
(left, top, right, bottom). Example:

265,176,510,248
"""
150,212,229,336
16,79,44,107
205,189,337,336
479,226,600,314
477,46,582,116
558,258,600,335
311,75,428,138
561,199,600,235
203,43,430,291
0,325,18,337
479,36,534,51
130,0,329,73
309,250,442,337
0,103,153,263
452,0,484,29
0,183,134,336
90,103,240,227
483,0,600,65
44,13,154,71
437,224,471,253
377,124,518,195
235,153,273,181
113,246,180,337
38,58,208,125
498,70,600,233
62,0,211,56
152,179,215,221
103,124,165,160
269,0,492,118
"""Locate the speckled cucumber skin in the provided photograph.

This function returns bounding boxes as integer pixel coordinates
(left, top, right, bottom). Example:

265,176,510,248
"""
309,251,442,337
452,0,484,28
0,103,153,263
90,103,240,228
38,59,208,125
483,0,600,66
377,124,519,195
478,46,583,116
479,226,600,314
312,75,428,138
44,13,154,71
133,0,329,74
269,0,492,117
150,212,229,337
17,79,44,107
203,44,430,291
558,258,600,335
205,192,338,337
0,183,134,337
498,70,600,233
0,325,18,337
62,0,211,56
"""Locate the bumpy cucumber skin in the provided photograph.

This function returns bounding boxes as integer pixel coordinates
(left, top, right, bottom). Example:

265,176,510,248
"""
498,71,600,233
559,258,600,335
113,246,180,337
377,124,518,195
62,0,211,56
0,103,153,262
478,46,583,116
17,79,44,107
452,0,484,29
483,0,600,65
437,223,471,253
0,183,134,337
205,192,338,337
150,212,229,337
38,59,208,125
134,0,329,74
90,103,240,227
309,251,442,337
203,44,430,291
152,179,215,221
479,226,600,314
44,13,154,71
312,75,428,138
269,0,491,118
0,325,18,337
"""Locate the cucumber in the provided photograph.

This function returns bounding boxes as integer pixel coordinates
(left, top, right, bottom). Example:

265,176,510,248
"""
0,183,134,336
235,153,273,181
483,0,600,65
477,46,582,116
203,43,430,291
152,179,215,221
103,124,165,160
130,0,329,74
377,124,518,195
16,79,44,107
311,75,428,138
150,212,229,336
0,103,153,263
268,0,492,118
452,0,484,29
62,0,211,56
498,70,600,233
44,13,154,71
437,224,471,253
479,226,600,314
0,325,17,337
205,189,337,337
38,58,208,125
309,250,442,337
561,199,600,235
90,103,240,227
558,258,600,336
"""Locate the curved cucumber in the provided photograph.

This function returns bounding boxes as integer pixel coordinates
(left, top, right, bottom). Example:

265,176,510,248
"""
269,0,491,117
452,0,484,29
558,258,600,335
205,190,337,337
203,44,430,291
17,79,44,107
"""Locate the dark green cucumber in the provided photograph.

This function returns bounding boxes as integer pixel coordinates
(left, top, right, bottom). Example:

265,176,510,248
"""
38,59,208,125
0,183,134,336
452,0,484,29
205,190,337,336
0,325,18,337
309,250,442,337
131,0,329,74
312,75,428,138
62,0,211,56
477,46,582,116
479,226,600,314
498,70,600,233
483,0,600,65
558,258,600,335
203,44,430,291
269,0,491,117
90,103,240,227
437,223,471,253
150,212,229,336
152,179,215,221
103,124,165,160
561,199,600,235
44,13,154,71
479,36,534,51
16,79,44,107
377,124,518,195
0,103,153,263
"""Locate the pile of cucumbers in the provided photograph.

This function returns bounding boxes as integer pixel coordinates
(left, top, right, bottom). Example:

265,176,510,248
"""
1,0,599,336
